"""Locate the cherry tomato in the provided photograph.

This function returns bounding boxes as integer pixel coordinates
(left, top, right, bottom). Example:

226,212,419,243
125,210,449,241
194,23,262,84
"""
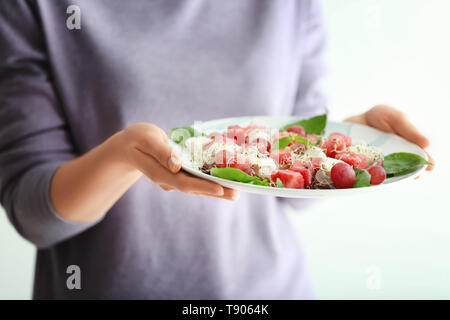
330,162,356,188
368,165,386,185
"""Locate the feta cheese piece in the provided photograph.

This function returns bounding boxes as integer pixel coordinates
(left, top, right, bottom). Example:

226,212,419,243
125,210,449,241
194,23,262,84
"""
184,136,213,168
203,142,243,166
295,146,327,161
243,144,264,159
321,157,345,175
251,157,278,178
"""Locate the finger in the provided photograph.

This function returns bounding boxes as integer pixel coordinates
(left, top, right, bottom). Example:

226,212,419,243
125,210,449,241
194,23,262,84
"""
391,113,430,148
192,188,240,201
132,150,224,196
160,184,175,192
136,126,182,173
205,188,240,200
174,172,225,195
223,188,240,200
425,151,435,171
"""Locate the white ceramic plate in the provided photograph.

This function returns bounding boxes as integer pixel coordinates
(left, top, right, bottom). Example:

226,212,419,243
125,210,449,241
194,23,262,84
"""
169,116,428,198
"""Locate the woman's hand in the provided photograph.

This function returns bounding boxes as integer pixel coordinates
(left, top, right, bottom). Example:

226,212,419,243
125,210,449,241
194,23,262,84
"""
116,123,239,200
51,122,239,223
345,105,434,170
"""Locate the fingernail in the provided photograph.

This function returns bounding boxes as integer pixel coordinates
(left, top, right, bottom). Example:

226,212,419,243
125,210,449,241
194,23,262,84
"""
168,153,181,172
216,188,224,196
230,191,240,201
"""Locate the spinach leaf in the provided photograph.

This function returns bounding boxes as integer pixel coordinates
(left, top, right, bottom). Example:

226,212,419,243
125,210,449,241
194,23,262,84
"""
271,136,292,151
210,167,269,186
168,126,203,144
276,178,284,188
293,135,313,147
281,113,327,135
383,152,431,177
353,169,371,188
270,135,312,151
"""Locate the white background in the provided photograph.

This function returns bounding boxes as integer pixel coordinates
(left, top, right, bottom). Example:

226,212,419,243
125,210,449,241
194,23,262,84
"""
1,0,450,299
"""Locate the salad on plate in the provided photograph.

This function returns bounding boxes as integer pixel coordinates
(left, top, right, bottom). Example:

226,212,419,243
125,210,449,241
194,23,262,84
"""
168,114,430,190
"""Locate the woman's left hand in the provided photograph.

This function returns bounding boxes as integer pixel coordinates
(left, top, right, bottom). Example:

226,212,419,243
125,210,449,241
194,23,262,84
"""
345,105,434,171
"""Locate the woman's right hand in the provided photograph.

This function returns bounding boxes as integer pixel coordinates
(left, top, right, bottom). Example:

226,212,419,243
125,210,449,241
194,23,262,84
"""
115,123,240,200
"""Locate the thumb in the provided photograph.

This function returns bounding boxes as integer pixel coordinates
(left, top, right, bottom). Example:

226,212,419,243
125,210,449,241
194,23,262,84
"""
138,128,182,173
167,148,182,173
392,114,430,149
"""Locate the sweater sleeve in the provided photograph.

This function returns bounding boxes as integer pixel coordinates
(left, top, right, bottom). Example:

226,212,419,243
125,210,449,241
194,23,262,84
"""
279,0,327,211
0,0,98,248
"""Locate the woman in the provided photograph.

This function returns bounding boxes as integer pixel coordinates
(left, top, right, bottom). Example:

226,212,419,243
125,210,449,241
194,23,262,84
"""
0,0,432,299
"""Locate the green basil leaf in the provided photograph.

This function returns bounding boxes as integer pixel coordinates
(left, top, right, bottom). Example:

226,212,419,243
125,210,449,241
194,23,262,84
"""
293,135,313,147
281,113,327,135
353,169,371,188
383,152,431,177
271,135,312,152
271,136,292,151
168,126,203,144
276,178,284,188
210,167,269,186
